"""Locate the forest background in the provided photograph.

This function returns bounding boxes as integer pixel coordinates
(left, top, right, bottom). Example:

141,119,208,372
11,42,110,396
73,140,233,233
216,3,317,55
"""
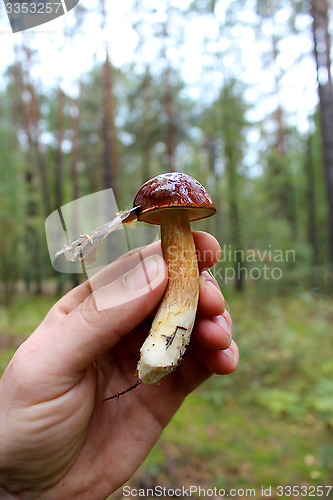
0,0,333,497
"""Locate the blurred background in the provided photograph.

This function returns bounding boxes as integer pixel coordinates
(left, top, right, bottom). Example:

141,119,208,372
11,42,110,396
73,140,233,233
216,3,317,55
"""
0,0,332,497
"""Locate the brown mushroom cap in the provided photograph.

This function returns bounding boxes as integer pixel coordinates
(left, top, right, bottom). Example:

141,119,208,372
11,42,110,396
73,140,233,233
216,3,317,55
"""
133,172,216,224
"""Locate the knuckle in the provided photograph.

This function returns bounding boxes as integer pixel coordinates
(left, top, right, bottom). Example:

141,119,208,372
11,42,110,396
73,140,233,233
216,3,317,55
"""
79,293,105,329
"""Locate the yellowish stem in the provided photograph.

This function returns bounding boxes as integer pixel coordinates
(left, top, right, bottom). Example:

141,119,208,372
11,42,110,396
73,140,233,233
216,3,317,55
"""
137,209,199,384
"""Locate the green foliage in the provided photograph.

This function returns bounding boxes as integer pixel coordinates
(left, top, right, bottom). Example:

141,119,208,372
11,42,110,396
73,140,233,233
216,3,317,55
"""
307,379,333,428
131,292,333,491
0,0,332,298
256,387,305,418
0,349,16,376
0,103,26,296
0,281,332,491
0,295,55,337
0,1,333,495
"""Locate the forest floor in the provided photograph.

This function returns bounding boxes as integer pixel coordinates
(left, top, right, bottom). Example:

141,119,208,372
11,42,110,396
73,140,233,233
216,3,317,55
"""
1,288,333,499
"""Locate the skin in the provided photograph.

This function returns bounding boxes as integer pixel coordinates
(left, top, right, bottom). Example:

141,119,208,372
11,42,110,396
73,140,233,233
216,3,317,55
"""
0,232,238,500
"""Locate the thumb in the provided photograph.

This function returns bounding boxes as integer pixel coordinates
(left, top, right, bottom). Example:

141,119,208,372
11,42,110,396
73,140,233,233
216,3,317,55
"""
15,255,168,383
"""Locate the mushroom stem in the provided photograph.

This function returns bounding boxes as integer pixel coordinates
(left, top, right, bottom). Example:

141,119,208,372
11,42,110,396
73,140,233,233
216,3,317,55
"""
137,208,199,384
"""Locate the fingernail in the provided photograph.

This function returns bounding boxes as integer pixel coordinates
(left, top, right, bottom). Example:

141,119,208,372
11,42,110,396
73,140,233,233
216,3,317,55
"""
212,314,231,339
222,347,235,364
125,255,160,290
206,277,220,291
201,271,220,290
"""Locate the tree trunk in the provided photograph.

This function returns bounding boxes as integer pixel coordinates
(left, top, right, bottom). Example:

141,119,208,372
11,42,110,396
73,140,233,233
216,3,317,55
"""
205,134,221,239
55,86,66,295
70,85,81,201
102,53,119,197
142,67,152,183
311,0,333,268
305,134,319,268
272,33,297,237
164,65,174,172
11,51,44,294
24,44,51,217
55,87,65,210
26,82,51,217
225,144,244,292
70,86,81,287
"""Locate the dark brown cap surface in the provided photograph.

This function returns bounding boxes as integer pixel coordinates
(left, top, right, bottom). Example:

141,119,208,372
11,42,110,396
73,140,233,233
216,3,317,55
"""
134,172,216,224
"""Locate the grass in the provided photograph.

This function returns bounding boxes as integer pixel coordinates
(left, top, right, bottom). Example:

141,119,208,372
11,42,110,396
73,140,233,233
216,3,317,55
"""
0,348,16,375
0,295,56,336
1,287,333,498
121,287,333,498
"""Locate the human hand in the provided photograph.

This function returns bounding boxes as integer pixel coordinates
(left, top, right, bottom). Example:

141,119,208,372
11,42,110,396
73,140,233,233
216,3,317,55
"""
0,232,238,500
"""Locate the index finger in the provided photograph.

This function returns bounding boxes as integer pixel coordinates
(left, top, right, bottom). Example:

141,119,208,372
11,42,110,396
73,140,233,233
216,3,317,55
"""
41,231,221,326
192,231,221,270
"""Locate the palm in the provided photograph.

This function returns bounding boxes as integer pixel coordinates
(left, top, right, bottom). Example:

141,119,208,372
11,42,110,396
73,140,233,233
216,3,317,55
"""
0,233,237,500
42,320,207,499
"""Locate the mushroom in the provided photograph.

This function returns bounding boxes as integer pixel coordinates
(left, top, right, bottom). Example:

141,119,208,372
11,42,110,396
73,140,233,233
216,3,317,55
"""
134,172,216,384
55,171,216,392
